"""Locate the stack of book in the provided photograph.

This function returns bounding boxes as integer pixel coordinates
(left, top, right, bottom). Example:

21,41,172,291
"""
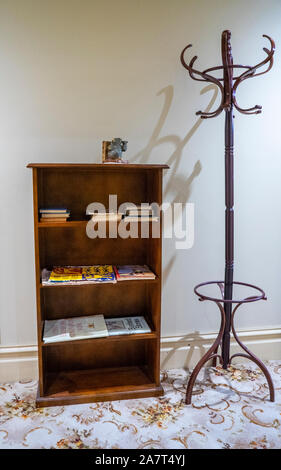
40,208,70,222
87,212,123,223
123,205,158,222
43,314,151,343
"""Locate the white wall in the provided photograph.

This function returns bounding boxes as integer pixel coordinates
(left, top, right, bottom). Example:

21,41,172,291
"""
0,0,281,368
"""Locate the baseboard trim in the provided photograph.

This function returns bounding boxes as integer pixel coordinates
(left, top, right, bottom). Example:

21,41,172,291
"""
0,328,280,382
160,327,281,369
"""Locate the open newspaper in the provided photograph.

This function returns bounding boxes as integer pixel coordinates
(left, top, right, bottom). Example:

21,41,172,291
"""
43,314,108,343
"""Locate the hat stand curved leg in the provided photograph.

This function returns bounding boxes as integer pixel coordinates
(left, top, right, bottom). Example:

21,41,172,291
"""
185,301,225,405
229,301,275,402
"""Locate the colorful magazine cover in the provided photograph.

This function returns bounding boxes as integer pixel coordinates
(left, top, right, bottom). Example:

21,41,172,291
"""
114,265,156,281
82,265,115,282
45,265,116,284
49,267,83,282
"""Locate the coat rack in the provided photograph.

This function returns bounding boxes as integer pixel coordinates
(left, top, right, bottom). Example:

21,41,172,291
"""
180,30,275,404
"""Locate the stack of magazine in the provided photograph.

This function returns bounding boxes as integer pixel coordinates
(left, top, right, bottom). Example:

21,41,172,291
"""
41,265,156,285
42,265,117,285
114,265,156,281
43,315,151,343
40,208,70,222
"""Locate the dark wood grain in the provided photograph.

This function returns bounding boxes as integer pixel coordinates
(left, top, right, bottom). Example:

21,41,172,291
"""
28,163,167,407
37,366,163,407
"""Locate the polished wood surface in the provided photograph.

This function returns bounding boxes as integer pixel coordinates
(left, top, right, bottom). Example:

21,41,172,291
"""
28,163,168,407
37,367,163,407
27,163,169,169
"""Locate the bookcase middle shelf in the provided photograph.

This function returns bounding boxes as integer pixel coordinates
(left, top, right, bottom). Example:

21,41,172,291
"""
38,219,159,228
40,277,159,288
40,330,158,348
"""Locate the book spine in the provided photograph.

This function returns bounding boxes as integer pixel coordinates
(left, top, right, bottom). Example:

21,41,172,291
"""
113,265,120,280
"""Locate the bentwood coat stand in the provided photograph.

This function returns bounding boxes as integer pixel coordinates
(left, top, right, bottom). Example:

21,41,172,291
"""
180,30,275,404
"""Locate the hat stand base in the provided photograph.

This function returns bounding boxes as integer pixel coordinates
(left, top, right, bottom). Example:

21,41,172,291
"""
185,281,275,405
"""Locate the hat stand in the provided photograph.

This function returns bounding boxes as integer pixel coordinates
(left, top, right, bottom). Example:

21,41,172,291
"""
180,30,275,405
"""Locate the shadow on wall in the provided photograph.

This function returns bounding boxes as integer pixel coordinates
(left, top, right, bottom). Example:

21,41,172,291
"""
131,83,219,285
161,331,215,378
131,83,218,204
131,83,220,365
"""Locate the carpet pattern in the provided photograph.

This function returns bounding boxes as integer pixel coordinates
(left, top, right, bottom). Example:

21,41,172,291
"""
0,361,281,449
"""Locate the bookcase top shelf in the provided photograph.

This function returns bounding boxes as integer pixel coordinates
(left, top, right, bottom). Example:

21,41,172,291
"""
27,163,169,170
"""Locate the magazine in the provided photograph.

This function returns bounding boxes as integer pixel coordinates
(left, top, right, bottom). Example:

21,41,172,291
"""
43,315,108,343
114,265,156,281
105,316,151,336
42,265,116,285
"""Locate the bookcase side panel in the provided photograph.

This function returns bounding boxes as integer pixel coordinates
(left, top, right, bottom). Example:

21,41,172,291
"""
146,169,163,385
32,168,45,395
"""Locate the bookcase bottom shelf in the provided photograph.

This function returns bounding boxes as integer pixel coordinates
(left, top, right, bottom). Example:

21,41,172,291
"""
36,366,163,407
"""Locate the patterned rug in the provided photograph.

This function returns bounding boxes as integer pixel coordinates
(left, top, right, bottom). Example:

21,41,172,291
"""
0,361,280,449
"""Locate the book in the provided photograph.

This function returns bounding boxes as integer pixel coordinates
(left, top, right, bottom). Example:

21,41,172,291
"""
125,205,153,216
40,217,69,222
126,209,152,216
40,208,69,214
105,316,151,336
89,213,123,222
124,215,158,222
42,265,117,285
43,314,108,343
114,265,156,281
41,213,70,218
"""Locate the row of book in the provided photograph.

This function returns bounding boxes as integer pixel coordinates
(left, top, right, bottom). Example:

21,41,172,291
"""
41,264,156,285
39,205,159,223
87,205,158,223
43,315,151,343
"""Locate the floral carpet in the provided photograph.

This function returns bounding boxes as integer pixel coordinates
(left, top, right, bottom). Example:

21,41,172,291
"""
0,361,281,449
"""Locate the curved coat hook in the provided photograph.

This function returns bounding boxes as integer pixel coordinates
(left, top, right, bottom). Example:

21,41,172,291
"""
180,30,275,118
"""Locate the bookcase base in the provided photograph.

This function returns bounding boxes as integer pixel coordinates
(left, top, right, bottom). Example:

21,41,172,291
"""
36,384,164,408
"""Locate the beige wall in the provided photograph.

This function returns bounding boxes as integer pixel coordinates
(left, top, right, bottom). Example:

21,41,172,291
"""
0,0,281,353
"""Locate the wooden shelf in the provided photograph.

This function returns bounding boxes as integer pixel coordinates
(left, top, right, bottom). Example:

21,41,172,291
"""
28,162,167,407
40,277,159,288
41,330,158,348
38,220,88,228
37,366,163,407
38,219,159,228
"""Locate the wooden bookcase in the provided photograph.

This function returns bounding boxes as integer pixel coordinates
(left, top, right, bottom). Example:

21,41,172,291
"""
27,163,169,407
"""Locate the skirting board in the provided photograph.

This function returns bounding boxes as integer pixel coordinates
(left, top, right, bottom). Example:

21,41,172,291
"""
0,328,280,383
